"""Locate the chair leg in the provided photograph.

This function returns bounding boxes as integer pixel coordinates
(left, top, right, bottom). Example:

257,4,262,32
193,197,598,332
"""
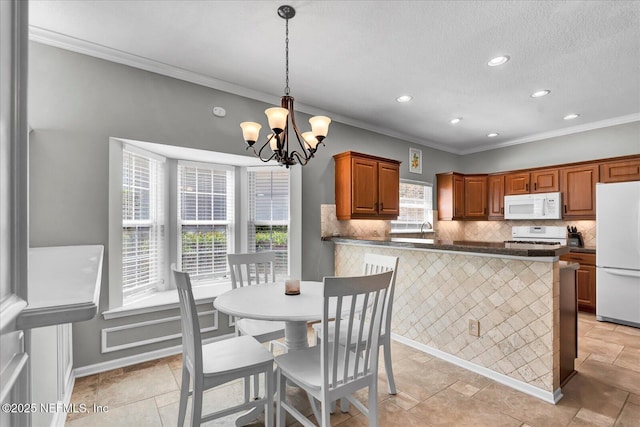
307,392,322,423
253,374,260,400
191,376,203,426
321,397,331,427
264,363,274,427
177,366,190,427
276,368,286,427
244,376,251,403
383,339,397,395
368,382,378,426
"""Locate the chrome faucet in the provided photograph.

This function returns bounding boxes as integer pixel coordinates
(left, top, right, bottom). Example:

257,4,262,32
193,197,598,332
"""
420,221,432,237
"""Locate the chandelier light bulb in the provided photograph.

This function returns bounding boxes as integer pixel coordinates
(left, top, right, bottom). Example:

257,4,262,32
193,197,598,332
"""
268,134,278,151
302,132,319,150
240,122,261,144
309,116,331,140
265,107,289,134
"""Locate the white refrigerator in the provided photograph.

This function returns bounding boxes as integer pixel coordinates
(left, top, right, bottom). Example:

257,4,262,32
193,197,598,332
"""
596,181,640,328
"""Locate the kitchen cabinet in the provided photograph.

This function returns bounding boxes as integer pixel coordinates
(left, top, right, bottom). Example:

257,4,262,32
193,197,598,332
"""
334,151,400,220
505,169,559,195
463,175,488,219
560,164,599,219
436,172,465,220
599,157,640,183
437,173,487,220
505,172,530,195
488,174,505,219
560,252,596,313
531,169,560,193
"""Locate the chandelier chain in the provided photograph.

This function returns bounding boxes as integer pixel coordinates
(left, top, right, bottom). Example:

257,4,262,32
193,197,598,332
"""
284,17,290,95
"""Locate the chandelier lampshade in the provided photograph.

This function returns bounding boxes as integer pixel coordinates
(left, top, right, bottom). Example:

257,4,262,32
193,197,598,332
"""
240,5,331,167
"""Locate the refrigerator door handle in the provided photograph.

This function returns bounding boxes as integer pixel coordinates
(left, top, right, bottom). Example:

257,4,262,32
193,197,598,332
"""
603,268,640,279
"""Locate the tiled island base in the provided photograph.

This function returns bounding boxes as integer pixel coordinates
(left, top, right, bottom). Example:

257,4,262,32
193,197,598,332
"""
334,242,562,403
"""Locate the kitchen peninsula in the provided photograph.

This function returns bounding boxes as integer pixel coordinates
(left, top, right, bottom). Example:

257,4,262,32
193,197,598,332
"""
330,236,573,403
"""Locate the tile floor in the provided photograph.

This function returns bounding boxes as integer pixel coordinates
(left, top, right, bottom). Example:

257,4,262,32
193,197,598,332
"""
65,313,640,426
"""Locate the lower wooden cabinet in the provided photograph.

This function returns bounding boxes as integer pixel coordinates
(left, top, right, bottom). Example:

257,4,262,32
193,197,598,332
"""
560,252,596,313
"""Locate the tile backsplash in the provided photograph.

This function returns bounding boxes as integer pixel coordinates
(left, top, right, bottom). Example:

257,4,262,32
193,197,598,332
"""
320,204,596,246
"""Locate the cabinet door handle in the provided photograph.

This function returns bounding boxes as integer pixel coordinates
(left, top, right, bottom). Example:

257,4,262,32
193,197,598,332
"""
564,204,567,213
534,182,537,191
526,183,529,191
380,202,384,211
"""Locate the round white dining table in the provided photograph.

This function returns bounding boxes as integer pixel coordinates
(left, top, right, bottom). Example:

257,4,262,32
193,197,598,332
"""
214,280,326,351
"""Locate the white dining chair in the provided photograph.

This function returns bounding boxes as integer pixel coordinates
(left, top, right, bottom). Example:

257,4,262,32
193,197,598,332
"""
275,270,394,427
227,251,287,399
312,253,399,397
172,266,274,427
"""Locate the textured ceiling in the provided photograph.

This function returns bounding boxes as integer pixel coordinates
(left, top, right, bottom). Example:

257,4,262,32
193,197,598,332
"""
29,0,640,154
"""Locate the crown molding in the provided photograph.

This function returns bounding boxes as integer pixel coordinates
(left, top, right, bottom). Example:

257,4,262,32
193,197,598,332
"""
459,113,640,155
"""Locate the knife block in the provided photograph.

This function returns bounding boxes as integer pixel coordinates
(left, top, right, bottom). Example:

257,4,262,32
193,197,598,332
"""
568,232,584,247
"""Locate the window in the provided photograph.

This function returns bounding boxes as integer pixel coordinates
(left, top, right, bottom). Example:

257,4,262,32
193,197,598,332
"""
121,148,165,303
178,163,234,284
392,180,433,231
248,168,289,277
109,138,300,313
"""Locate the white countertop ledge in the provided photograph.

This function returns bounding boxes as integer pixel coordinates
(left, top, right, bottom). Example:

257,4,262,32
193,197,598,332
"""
17,245,104,329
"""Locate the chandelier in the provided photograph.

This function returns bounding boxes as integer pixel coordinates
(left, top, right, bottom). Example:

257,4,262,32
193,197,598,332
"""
240,5,331,167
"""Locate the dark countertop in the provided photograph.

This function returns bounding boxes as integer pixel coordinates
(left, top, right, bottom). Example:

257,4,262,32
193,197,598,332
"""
569,246,596,254
327,236,570,258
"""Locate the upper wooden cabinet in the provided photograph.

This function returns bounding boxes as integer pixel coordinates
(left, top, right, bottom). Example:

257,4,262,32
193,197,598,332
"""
436,173,464,220
505,172,530,195
531,169,560,193
560,164,599,219
488,174,505,219
464,175,488,219
334,151,400,220
505,169,559,195
599,158,640,183
437,173,487,220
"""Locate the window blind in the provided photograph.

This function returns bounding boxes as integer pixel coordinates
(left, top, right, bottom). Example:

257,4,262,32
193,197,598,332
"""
122,149,165,303
248,168,289,278
178,164,234,283
392,181,433,231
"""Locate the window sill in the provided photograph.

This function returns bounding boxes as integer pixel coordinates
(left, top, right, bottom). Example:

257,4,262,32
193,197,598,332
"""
102,282,232,320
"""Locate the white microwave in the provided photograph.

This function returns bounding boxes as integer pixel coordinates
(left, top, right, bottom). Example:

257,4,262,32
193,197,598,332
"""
504,192,562,220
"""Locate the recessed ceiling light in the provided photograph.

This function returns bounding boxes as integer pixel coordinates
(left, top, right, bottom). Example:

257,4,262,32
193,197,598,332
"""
563,113,580,120
530,90,550,98
487,56,510,67
396,95,413,103
450,117,462,124
487,133,499,138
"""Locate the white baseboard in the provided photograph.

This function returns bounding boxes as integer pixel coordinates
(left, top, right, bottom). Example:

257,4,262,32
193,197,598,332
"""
390,333,562,404
74,333,235,378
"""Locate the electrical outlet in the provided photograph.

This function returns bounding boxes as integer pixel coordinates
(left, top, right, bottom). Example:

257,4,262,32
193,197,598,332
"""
468,319,480,337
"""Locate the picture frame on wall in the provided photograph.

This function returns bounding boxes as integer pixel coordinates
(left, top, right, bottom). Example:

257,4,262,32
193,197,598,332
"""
409,147,422,174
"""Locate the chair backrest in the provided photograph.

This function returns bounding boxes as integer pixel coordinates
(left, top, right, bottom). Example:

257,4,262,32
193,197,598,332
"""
171,265,202,376
227,252,277,289
362,253,399,334
321,270,393,393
